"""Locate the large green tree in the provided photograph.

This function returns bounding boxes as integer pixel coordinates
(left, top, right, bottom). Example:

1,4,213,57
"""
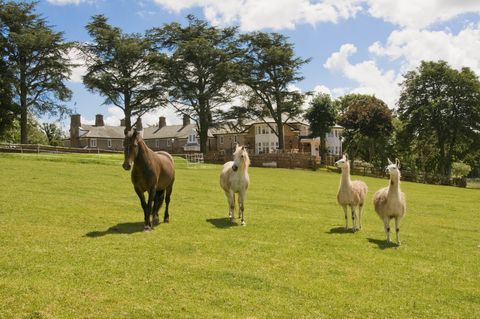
81,15,165,132
305,93,338,163
40,122,64,146
337,94,394,166
0,0,73,144
239,32,309,150
149,15,242,154
398,60,480,178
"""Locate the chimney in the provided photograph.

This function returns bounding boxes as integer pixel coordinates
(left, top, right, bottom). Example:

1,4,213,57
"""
70,114,81,147
95,114,104,126
120,118,126,127
135,117,143,137
183,114,190,127
159,116,166,128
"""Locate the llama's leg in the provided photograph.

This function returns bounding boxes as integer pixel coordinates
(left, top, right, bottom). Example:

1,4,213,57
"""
238,190,246,226
395,217,401,245
351,205,357,232
164,182,173,223
226,191,235,222
383,217,391,243
358,204,364,229
342,205,348,229
152,190,165,225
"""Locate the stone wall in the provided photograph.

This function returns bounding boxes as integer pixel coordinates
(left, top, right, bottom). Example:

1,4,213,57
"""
205,152,320,170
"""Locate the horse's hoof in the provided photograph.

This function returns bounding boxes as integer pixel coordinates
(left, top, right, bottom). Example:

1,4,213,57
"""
230,218,235,223
144,225,152,232
163,218,169,224
153,218,160,226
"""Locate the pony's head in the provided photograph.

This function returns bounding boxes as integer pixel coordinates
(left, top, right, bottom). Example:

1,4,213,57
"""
335,154,349,168
386,158,401,177
232,144,250,172
122,129,140,171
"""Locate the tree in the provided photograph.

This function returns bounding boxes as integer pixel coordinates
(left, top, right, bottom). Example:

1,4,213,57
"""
305,93,337,163
0,1,73,144
40,122,64,146
337,94,394,166
398,60,480,178
239,32,309,150
82,15,165,132
0,44,16,138
149,15,242,154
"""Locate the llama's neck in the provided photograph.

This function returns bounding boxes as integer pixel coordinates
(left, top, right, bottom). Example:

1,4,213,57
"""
340,164,352,189
388,173,401,195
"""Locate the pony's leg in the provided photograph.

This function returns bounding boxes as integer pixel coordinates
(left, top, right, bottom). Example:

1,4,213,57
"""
164,183,173,223
238,191,246,226
152,190,165,225
144,186,156,231
342,205,348,229
226,191,235,223
395,217,401,246
135,186,147,217
351,205,357,232
383,216,391,243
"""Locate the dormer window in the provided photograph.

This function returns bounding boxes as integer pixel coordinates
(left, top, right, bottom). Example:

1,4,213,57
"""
188,133,197,143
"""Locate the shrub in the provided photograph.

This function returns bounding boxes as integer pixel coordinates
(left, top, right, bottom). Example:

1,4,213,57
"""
452,162,471,178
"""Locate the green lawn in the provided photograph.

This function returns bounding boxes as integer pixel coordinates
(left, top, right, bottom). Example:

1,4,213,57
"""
0,153,479,318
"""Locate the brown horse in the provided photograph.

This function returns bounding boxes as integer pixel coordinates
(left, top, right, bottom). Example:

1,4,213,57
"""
122,129,175,231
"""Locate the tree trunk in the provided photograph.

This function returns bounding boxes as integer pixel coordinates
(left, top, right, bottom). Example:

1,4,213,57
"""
20,67,28,144
320,135,327,165
277,120,285,150
199,111,209,155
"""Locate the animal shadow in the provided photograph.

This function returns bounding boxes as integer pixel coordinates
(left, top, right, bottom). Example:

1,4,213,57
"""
85,222,145,237
367,238,399,250
326,226,355,234
206,217,237,229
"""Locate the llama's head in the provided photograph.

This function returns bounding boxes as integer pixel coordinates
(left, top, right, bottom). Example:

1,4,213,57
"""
335,154,349,169
386,158,401,177
232,144,250,172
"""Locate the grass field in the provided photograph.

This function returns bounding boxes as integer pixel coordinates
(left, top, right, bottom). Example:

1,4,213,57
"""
0,153,479,318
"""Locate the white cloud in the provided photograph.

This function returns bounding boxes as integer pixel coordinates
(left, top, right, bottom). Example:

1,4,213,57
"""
369,23,480,75
324,43,401,107
153,0,363,31
366,0,480,29
67,47,87,83
102,106,184,127
312,85,332,96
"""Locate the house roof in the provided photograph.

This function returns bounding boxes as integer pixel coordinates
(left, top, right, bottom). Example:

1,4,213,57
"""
79,125,125,139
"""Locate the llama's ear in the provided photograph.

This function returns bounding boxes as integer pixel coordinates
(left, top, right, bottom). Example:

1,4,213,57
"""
343,153,348,160
395,158,401,168
388,158,393,165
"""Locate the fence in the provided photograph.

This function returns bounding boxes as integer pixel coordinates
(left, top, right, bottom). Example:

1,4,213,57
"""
0,143,122,155
205,151,320,169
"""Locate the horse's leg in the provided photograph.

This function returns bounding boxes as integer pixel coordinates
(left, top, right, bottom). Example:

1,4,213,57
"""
238,190,246,226
144,186,156,231
135,186,147,216
164,183,173,223
226,190,235,223
152,190,165,226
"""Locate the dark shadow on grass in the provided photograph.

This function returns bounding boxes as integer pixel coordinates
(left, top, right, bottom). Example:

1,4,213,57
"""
326,226,355,234
85,222,144,237
206,217,237,228
367,238,399,250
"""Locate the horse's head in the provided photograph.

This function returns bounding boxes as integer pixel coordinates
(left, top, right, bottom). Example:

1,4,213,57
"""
232,144,250,172
122,129,140,171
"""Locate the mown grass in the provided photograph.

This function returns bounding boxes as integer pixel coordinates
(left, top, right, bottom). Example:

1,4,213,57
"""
0,153,479,318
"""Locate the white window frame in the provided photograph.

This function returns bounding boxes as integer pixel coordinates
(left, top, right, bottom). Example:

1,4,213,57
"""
90,138,97,148
219,136,224,145
107,139,112,148
156,139,160,148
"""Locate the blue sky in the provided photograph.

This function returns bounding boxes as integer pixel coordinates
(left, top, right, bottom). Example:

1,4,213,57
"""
35,0,480,127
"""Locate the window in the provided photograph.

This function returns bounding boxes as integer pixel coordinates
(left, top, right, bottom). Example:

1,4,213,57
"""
233,135,237,143
219,136,224,145
167,139,171,147
90,139,97,148
156,139,160,148
107,139,112,148
188,134,196,143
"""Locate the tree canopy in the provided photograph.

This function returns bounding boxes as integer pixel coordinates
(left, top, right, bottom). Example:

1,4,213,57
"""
398,60,480,178
82,14,165,132
148,15,242,154
0,0,73,143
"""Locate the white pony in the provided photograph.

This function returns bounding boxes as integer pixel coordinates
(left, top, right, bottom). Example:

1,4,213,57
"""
219,145,250,226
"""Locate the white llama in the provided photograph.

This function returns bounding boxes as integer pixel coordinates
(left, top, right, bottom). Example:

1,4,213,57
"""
335,154,368,232
219,145,250,226
373,158,406,245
